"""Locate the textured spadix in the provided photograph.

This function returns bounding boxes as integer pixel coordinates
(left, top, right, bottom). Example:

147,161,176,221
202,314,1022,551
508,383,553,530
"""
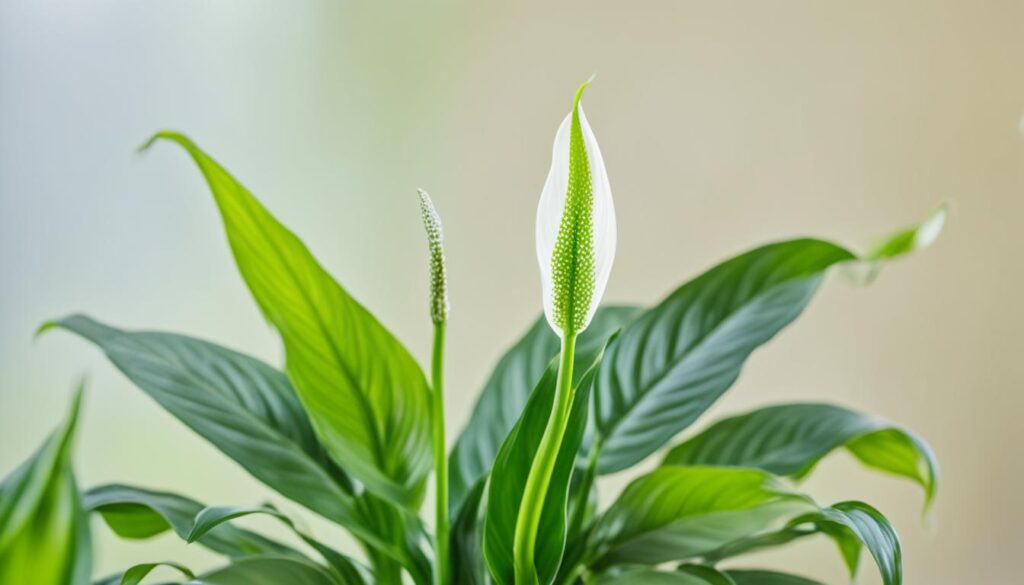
418,189,449,324
536,81,616,336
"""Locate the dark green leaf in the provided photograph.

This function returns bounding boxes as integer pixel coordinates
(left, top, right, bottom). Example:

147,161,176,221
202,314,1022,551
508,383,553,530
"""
663,403,938,507
725,570,824,585
814,502,901,585
450,307,639,514
187,505,365,584
46,317,422,576
594,565,735,585
585,466,814,570
0,388,91,585
451,480,490,585
85,484,296,559
594,207,945,474
483,340,609,585
188,557,344,585
145,132,432,509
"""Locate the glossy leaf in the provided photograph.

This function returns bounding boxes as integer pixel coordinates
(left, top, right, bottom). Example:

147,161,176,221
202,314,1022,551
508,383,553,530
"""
85,484,296,559
663,403,938,507
46,317,422,575
188,557,344,585
0,388,91,585
593,209,944,474
450,306,640,513
451,480,490,585
594,566,733,585
187,505,365,584
584,466,815,569
726,570,824,585
814,502,902,585
145,132,432,509
483,340,609,585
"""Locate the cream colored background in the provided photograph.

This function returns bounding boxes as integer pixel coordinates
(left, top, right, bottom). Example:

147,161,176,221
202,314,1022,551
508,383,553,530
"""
1,1,1021,582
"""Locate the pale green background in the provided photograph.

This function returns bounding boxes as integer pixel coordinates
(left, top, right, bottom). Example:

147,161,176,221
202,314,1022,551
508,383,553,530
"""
1,1,1022,582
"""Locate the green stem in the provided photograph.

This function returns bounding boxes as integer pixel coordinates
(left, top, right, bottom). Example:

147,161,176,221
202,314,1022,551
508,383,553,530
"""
513,331,578,584
432,322,450,585
567,438,602,541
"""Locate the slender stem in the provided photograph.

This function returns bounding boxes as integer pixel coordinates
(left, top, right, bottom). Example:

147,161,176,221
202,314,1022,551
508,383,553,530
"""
567,438,602,541
513,331,578,585
432,322,450,585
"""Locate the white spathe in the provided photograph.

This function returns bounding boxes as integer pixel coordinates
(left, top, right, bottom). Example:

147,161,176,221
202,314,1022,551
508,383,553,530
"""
535,101,617,337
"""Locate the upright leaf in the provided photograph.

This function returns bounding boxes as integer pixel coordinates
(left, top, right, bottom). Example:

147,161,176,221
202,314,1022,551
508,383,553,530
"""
145,132,432,508
0,388,91,585
584,466,814,570
813,502,902,585
663,403,938,507
85,484,295,559
450,307,639,513
594,206,945,473
483,341,609,585
451,480,490,585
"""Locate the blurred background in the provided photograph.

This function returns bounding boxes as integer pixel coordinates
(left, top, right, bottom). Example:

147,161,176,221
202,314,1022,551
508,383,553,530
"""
1,0,1021,582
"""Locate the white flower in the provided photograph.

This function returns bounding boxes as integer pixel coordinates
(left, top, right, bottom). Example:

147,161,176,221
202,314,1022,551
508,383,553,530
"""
536,82,616,337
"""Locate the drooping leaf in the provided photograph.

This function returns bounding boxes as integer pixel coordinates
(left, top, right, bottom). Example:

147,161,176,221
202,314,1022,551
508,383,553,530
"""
85,484,296,559
593,566,734,585
813,502,902,585
450,306,640,513
584,466,815,570
144,131,432,509
594,205,945,474
188,557,344,585
725,570,824,585
0,388,91,585
663,403,938,507
120,561,194,585
483,339,610,585
187,506,365,584
46,317,422,576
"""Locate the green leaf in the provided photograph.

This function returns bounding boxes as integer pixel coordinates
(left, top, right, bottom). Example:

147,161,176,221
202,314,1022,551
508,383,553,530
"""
187,506,365,584
594,205,945,474
85,484,296,559
813,502,902,585
451,480,490,585
594,566,734,585
725,570,824,585
450,307,640,513
144,131,432,509
188,557,344,585
483,340,610,585
0,388,91,585
584,466,815,570
46,317,423,577
120,561,193,585
663,403,938,508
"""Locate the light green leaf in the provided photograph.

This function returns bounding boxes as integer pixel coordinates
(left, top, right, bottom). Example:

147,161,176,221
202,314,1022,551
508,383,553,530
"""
120,561,193,585
594,207,945,474
85,484,296,559
584,466,815,570
663,403,938,508
187,506,365,584
187,557,344,585
483,341,609,585
450,306,640,514
0,388,91,585
725,570,824,585
144,131,432,509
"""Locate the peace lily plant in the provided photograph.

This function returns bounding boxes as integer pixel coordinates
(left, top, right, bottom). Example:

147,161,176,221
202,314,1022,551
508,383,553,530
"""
1,81,946,585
